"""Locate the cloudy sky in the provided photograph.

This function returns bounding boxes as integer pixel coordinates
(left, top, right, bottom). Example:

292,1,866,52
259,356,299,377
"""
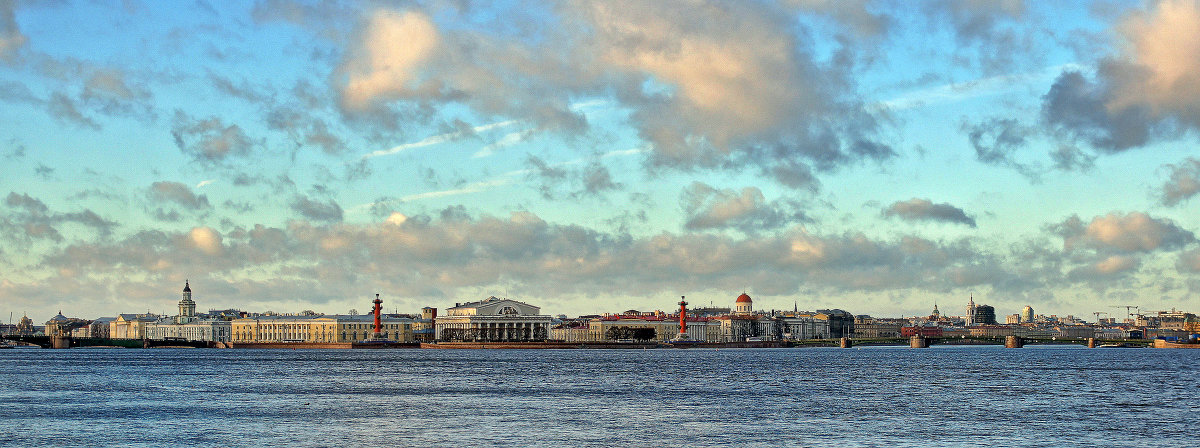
3,0,1200,322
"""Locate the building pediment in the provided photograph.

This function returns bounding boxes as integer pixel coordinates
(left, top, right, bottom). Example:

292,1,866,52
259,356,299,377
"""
448,297,541,316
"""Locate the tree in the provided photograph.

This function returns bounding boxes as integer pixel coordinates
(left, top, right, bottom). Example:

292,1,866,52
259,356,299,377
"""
631,327,656,341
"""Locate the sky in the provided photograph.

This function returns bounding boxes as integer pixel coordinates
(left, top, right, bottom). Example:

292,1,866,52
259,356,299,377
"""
2,0,1200,323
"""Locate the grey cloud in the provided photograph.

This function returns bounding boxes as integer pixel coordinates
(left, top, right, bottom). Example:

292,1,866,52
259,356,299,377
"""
682,182,809,233
1049,145,1095,172
209,72,273,103
19,210,1019,307
883,198,976,227
339,2,894,181
152,208,182,222
789,0,891,39
0,80,36,103
3,191,116,241
170,110,256,162
1160,158,1200,206
962,117,1030,165
149,181,211,209
34,163,53,179
923,0,1033,73
1056,212,1195,253
1066,255,1140,283
579,163,620,197
1178,248,1200,274
6,191,48,214
0,0,26,63
222,200,255,213
291,195,343,222
766,159,820,192
80,70,155,120
47,92,100,129
1041,70,1159,153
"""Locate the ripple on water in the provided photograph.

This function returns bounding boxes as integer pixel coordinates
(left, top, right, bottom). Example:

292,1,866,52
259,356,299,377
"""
0,346,1197,447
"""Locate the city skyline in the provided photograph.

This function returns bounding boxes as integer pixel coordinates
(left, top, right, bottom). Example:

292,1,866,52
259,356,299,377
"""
3,1,1200,321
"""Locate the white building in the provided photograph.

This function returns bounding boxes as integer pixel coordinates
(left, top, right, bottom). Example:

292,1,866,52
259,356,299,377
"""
143,281,232,342
434,297,552,342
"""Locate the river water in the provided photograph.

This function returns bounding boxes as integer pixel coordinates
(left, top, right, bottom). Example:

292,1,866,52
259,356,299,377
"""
0,345,1196,447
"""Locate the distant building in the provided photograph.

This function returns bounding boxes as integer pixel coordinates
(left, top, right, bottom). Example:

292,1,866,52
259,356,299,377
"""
966,295,976,326
231,314,414,343
434,297,552,342
974,305,997,325
110,314,160,339
1020,306,1035,323
576,312,719,342
144,281,231,342
15,314,35,335
44,312,89,337
1006,314,1021,325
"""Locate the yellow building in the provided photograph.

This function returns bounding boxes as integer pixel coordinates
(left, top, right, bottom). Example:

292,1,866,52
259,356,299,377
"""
231,315,414,343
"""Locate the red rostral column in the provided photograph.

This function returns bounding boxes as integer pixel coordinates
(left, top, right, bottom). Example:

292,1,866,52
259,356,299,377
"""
678,295,688,338
372,294,383,335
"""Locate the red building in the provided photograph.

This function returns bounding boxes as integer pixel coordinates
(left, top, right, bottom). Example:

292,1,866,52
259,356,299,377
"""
901,326,943,337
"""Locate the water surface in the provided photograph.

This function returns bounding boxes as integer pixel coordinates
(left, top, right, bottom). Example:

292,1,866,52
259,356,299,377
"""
1,346,1195,447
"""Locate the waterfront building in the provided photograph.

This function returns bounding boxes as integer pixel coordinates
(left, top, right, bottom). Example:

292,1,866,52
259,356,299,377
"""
580,312,719,342
966,295,977,326
714,293,777,341
109,314,160,339
734,293,753,315
941,326,969,338
851,316,903,338
1020,306,1035,323
434,297,552,342
88,317,114,339
15,313,35,335
967,325,1014,338
1054,325,1097,339
230,314,415,343
901,326,943,337
45,312,89,337
777,314,828,340
550,321,592,342
413,307,437,342
143,281,232,342
973,305,997,325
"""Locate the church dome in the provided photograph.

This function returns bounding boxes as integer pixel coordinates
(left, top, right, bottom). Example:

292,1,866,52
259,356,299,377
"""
183,280,191,293
735,293,752,303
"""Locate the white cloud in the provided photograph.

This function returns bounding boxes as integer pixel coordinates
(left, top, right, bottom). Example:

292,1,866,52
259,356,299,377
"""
362,120,518,159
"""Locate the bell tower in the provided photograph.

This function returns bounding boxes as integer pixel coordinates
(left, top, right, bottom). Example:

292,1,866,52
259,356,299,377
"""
177,280,197,324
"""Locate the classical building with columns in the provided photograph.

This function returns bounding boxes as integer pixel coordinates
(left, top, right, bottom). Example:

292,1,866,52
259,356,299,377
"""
229,314,414,343
434,297,552,342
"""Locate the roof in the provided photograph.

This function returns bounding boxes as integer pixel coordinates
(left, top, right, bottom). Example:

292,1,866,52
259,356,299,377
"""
736,293,752,303
447,296,537,310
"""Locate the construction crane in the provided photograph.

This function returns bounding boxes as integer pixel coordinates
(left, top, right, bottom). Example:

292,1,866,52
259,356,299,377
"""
1092,311,1108,324
1110,305,1140,320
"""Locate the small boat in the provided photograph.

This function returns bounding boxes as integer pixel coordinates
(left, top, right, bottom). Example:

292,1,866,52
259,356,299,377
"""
1099,342,1142,348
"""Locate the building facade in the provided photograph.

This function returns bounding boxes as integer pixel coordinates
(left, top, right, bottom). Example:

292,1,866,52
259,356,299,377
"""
142,281,233,342
109,314,160,339
434,297,552,342
230,314,414,343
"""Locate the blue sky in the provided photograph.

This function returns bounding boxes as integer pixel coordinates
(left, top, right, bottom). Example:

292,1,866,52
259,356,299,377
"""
2,0,1200,322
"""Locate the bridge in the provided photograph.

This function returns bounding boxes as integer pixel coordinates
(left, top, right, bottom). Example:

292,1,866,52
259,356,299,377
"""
2,335,209,349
